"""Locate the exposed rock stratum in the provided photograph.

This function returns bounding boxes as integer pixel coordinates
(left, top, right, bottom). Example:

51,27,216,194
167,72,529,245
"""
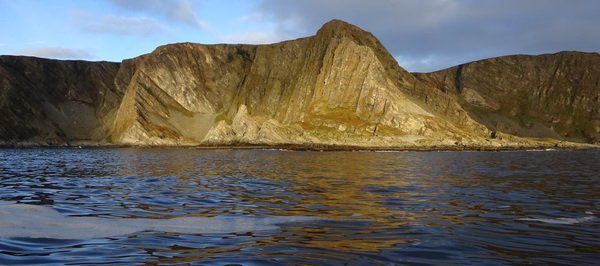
1,20,598,149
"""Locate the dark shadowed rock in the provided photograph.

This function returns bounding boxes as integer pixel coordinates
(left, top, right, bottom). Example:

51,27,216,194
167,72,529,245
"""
416,51,600,144
0,56,120,145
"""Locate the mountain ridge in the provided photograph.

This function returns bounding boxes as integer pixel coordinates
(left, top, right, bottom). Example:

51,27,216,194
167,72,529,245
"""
415,50,600,143
1,19,597,149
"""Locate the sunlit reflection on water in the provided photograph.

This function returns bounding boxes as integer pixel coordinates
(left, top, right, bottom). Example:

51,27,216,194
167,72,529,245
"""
0,148,598,264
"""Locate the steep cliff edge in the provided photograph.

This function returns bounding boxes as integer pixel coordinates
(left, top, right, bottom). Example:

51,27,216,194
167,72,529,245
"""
416,51,600,144
0,56,120,145
0,20,597,148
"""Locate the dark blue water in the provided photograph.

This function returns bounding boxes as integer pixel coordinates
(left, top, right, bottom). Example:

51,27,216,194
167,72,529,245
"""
0,148,598,265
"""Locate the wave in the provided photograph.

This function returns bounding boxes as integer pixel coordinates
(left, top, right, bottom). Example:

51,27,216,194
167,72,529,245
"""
518,215,596,225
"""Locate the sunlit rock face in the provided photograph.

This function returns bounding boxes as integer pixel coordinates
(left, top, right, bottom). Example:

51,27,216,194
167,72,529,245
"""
98,19,486,147
0,20,598,148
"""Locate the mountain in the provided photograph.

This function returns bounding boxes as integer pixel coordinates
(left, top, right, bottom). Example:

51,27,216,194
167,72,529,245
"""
415,51,600,144
0,20,597,149
0,56,119,145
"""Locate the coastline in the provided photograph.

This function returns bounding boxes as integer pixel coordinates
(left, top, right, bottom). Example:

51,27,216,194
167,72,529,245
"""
1,141,598,152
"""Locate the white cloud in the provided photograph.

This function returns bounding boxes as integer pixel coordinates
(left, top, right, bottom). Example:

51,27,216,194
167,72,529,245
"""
11,47,93,60
395,55,438,73
216,31,285,44
395,54,467,73
256,0,600,72
106,0,211,31
71,12,169,36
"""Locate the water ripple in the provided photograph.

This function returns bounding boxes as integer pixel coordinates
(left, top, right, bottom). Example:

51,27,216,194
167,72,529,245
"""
0,148,599,264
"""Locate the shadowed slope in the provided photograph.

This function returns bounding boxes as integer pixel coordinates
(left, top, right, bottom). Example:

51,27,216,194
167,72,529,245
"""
0,56,120,145
416,51,600,143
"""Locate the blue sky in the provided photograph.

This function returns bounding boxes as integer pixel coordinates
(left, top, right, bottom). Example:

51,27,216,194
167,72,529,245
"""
1,0,599,72
0,0,277,62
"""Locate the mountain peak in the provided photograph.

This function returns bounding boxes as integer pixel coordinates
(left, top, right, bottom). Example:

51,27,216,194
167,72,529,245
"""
319,19,357,30
316,19,371,38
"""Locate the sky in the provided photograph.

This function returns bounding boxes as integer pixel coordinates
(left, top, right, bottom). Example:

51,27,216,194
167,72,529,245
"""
1,0,599,72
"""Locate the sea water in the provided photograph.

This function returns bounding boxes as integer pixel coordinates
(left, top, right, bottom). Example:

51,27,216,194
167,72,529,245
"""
0,148,598,265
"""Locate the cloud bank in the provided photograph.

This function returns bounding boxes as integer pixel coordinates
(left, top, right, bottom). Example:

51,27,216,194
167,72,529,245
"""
256,0,600,72
107,0,210,30
72,12,169,36
11,47,93,60
4,1,598,71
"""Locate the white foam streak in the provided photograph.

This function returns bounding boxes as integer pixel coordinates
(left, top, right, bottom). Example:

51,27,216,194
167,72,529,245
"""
519,216,596,225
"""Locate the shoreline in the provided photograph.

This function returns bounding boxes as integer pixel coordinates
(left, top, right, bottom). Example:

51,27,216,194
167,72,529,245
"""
1,142,598,152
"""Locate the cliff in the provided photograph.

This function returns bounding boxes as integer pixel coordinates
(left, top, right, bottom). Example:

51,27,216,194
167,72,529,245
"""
0,20,597,148
415,51,600,144
0,56,120,145
108,20,485,147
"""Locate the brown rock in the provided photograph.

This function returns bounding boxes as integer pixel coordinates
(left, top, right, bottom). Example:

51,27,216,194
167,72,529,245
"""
107,19,482,147
0,56,119,145
416,51,600,143
0,20,597,149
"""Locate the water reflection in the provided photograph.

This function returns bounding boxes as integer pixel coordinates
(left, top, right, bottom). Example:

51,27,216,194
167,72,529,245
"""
0,149,598,264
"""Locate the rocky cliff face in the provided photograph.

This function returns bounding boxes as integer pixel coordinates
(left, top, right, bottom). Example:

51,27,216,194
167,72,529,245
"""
108,20,484,147
416,51,600,144
0,20,597,148
0,56,120,145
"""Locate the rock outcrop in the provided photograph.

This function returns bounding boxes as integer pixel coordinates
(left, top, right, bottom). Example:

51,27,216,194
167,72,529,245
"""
416,51,600,144
0,20,597,148
0,56,120,145
108,20,485,147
